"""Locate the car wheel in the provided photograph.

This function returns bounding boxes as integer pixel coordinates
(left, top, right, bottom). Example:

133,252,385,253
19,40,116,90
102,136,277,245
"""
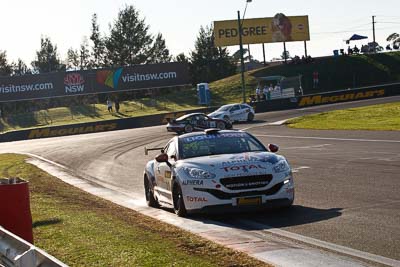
172,183,187,217
144,176,159,208
217,121,226,130
247,112,254,122
184,124,193,133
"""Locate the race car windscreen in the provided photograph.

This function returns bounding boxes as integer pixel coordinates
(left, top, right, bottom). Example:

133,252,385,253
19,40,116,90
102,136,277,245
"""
179,132,267,159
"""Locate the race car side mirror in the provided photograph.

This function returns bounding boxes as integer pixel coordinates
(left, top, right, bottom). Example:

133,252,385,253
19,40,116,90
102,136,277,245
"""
268,143,279,153
155,153,172,167
155,153,168,163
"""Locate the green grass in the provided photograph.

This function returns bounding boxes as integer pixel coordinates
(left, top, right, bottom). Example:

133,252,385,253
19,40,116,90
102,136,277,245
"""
0,154,268,267
286,102,400,130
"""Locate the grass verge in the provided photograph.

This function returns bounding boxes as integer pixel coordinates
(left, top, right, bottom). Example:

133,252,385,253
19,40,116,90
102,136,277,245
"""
286,102,400,130
0,154,269,267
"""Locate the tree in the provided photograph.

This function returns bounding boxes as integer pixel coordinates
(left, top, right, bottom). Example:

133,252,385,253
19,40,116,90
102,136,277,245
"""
90,13,107,68
174,53,189,63
281,50,290,60
231,48,251,65
66,48,80,70
79,37,91,70
0,51,12,76
31,37,65,73
189,25,236,85
387,33,400,49
12,59,31,76
147,33,171,63
106,5,153,66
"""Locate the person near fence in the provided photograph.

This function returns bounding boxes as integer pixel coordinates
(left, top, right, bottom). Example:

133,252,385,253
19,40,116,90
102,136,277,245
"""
114,99,120,113
263,85,269,100
107,98,113,112
255,86,261,102
313,71,319,89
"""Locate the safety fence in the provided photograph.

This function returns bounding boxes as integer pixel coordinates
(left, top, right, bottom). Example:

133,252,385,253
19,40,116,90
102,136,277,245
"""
0,83,399,143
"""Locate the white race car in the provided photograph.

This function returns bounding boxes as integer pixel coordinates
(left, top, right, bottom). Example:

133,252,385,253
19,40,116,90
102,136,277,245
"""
208,103,255,123
144,129,294,216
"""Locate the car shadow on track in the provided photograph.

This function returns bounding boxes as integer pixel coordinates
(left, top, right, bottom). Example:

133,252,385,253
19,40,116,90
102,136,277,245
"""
190,205,342,230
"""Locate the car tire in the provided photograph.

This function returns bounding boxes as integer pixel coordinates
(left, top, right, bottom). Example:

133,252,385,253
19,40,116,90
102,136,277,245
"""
172,183,187,217
184,124,193,133
217,121,226,130
144,176,159,208
247,112,254,122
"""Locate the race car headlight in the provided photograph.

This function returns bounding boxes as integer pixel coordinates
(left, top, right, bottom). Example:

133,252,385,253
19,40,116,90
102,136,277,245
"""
182,167,216,179
273,160,290,173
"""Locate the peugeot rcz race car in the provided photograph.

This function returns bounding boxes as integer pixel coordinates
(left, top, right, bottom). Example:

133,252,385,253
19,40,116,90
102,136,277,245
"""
166,113,232,134
144,129,294,216
208,103,255,123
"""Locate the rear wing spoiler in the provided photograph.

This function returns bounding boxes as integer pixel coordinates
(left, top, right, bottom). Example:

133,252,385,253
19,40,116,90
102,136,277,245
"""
144,147,164,156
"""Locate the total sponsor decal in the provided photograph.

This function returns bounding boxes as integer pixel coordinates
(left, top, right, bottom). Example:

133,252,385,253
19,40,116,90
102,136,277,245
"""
299,89,385,107
96,68,123,89
221,164,266,172
28,123,118,139
186,196,207,202
182,180,204,186
64,73,85,93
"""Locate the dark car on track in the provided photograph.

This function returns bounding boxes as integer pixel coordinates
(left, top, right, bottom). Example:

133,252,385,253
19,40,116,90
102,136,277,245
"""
166,113,232,134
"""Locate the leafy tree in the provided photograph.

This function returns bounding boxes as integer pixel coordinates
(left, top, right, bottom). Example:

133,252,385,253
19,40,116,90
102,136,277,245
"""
66,48,80,70
147,33,171,63
231,48,251,65
31,37,65,73
281,50,290,60
79,37,91,69
387,33,400,48
0,50,12,76
106,5,153,66
174,53,189,63
12,59,31,75
189,25,236,85
90,13,107,68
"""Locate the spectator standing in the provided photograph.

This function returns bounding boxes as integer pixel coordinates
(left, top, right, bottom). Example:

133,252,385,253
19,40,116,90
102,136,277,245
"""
107,99,113,113
115,99,120,113
263,85,269,100
255,87,261,102
313,71,319,89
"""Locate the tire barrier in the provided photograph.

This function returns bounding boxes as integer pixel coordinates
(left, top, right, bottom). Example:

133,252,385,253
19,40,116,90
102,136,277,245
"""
0,178,33,244
0,226,67,267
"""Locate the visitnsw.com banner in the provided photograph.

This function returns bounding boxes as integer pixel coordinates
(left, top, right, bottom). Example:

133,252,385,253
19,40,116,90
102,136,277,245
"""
0,62,190,102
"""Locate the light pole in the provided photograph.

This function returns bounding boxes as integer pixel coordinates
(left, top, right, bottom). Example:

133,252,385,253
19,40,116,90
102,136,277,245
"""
238,0,252,103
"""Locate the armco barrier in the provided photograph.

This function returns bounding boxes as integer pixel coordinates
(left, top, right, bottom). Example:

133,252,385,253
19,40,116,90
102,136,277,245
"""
254,82,400,113
0,107,215,143
0,226,67,267
0,178,33,244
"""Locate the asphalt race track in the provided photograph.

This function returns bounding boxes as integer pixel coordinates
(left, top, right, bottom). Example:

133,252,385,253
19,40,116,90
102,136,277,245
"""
0,96,399,261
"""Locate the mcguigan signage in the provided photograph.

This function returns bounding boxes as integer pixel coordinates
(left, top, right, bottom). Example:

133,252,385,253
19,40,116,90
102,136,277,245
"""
28,123,118,139
298,89,385,107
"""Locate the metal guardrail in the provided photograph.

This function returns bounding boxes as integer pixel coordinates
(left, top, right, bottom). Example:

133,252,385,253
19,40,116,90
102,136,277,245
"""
0,226,68,267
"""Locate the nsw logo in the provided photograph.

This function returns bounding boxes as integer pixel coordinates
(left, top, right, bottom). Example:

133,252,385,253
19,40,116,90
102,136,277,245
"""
64,73,85,93
96,68,123,89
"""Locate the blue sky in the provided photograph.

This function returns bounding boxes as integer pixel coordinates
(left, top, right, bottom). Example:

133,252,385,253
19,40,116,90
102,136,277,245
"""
1,0,399,65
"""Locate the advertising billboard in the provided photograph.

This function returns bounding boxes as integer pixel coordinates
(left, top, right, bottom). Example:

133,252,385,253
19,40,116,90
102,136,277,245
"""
214,14,310,46
0,62,190,102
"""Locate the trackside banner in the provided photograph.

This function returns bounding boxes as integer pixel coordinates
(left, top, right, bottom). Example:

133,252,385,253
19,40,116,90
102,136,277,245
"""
0,62,190,102
214,14,310,46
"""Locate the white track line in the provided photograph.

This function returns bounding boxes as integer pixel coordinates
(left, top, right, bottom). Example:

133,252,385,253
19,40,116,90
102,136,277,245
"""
254,134,400,143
